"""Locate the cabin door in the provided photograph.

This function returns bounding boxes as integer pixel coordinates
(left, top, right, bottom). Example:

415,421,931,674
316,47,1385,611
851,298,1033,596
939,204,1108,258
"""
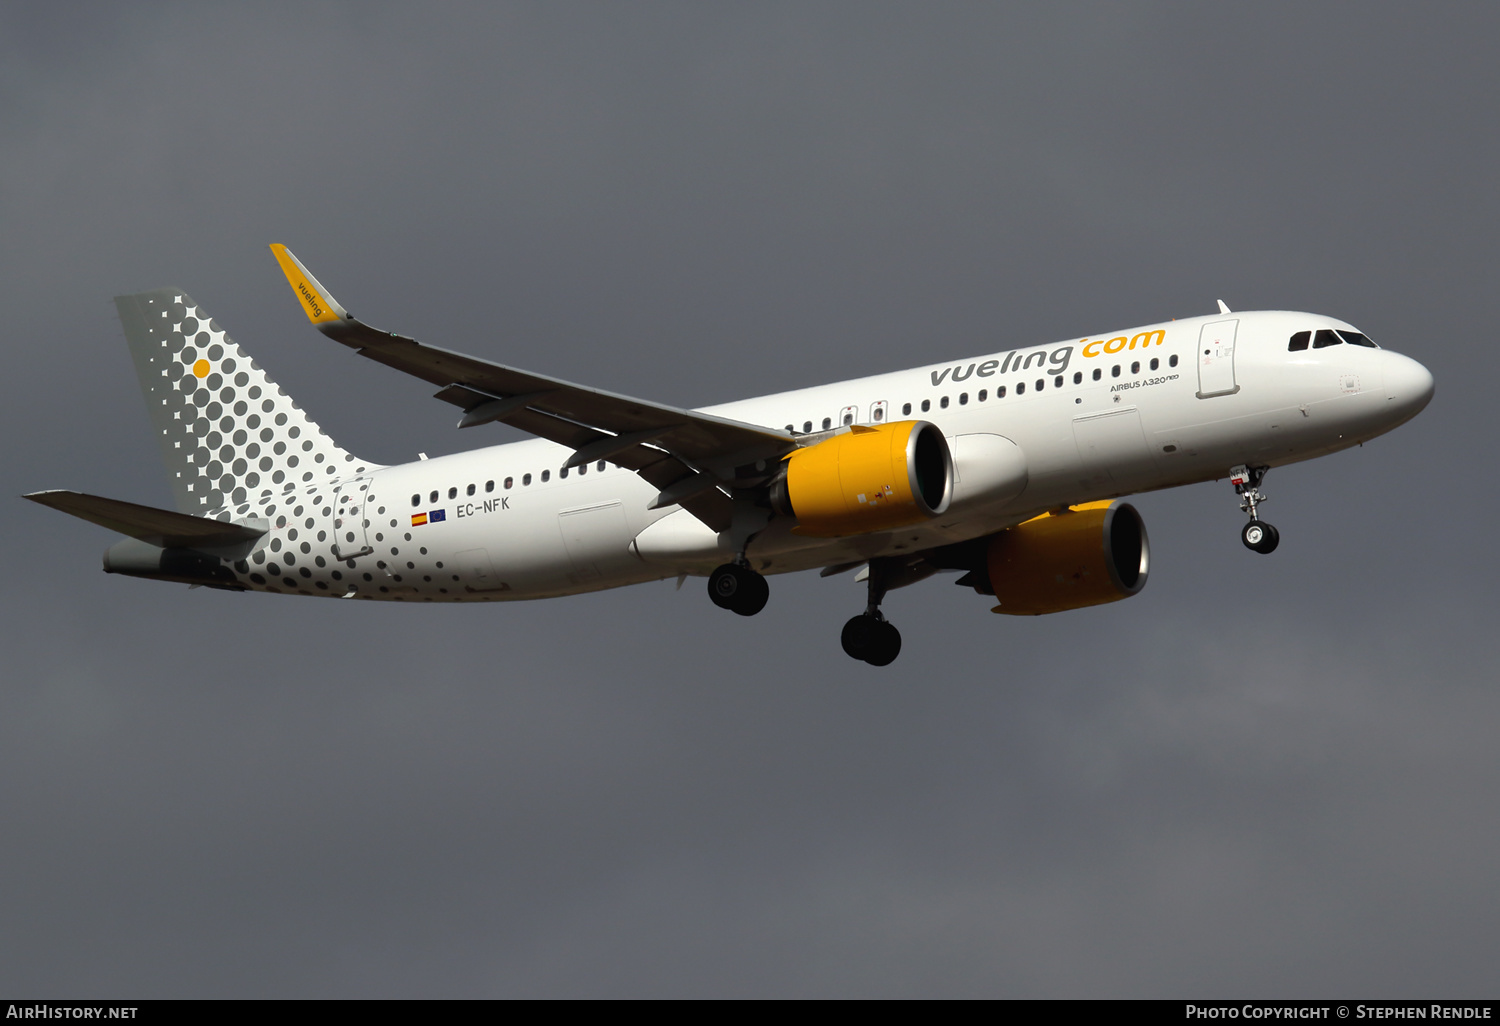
330,476,374,561
1197,319,1240,398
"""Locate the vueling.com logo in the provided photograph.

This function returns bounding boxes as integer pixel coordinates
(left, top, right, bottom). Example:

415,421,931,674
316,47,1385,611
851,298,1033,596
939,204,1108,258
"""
1081,329,1165,358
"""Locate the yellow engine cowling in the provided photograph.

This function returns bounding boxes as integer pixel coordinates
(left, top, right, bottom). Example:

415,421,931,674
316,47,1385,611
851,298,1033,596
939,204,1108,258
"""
773,421,953,537
986,500,1149,615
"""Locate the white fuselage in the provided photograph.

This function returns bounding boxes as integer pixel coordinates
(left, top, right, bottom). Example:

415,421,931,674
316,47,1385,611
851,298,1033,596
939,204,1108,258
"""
231,310,1432,601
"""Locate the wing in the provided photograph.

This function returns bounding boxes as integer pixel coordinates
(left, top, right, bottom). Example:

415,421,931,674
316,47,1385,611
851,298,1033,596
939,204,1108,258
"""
271,245,796,532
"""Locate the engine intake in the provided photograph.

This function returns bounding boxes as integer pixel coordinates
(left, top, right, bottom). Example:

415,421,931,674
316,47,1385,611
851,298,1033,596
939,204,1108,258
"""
986,500,1149,615
771,421,953,537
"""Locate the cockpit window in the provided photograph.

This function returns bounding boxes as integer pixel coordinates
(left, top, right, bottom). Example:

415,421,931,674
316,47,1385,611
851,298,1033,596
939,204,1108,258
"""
1294,328,1376,351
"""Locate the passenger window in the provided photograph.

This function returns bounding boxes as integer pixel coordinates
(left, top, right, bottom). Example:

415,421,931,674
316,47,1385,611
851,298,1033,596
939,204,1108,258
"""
429,490,438,503
541,470,550,482
1131,361,1140,374
1288,331,1311,352
785,424,794,433
411,494,420,507
559,467,568,478
871,400,887,422
978,389,987,402
921,400,930,412
1150,358,1159,371
504,477,513,489
958,393,968,405
902,403,912,415
1035,379,1044,392
522,474,531,486
466,483,475,496
597,460,606,471
1338,330,1378,348
803,421,812,433
1313,329,1342,349
447,487,457,499
1054,375,1063,387
1016,382,1025,395
1112,365,1121,377
940,396,949,408
997,385,1007,398
578,463,587,475
1169,354,1179,367
485,480,494,492
821,417,831,431
1093,368,1102,381
1073,372,1082,384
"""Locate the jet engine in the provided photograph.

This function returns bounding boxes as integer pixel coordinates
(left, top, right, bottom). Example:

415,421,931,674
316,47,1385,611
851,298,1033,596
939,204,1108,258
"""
770,421,953,537
985,500,1149,615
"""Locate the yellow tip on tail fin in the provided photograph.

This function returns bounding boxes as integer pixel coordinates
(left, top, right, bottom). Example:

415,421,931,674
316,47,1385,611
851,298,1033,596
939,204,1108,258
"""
270,244,347,325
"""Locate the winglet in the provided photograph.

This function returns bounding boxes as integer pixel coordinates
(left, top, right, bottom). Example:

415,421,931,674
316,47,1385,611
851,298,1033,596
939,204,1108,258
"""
1217,299,1232,314
270,244,349,326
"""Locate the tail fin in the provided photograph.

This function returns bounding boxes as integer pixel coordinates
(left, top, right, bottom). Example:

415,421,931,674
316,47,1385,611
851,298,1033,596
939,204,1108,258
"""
115,288,378,515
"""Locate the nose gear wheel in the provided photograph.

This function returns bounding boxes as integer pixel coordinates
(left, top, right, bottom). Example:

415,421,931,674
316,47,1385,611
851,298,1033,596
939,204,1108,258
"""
1241,520,1280,554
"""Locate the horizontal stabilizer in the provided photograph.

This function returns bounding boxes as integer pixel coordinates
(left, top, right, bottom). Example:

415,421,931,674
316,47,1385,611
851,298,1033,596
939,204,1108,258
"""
24,490,267,553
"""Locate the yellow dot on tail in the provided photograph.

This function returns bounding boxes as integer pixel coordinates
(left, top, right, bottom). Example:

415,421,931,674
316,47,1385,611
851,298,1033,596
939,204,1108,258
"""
193,359,210,378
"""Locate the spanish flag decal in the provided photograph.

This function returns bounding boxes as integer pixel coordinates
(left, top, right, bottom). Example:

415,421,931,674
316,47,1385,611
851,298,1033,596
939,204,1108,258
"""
411,512,428,527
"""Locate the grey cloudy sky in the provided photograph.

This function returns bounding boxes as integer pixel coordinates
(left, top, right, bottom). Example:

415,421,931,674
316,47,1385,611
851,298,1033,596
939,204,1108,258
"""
2,2,1496,997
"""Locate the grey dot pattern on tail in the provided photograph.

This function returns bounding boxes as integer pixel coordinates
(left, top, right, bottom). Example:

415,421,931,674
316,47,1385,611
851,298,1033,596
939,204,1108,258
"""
123,289,368,516
116,287,499,603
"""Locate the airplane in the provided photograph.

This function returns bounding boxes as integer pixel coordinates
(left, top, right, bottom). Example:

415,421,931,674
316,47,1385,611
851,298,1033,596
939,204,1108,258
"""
26,246,1435,665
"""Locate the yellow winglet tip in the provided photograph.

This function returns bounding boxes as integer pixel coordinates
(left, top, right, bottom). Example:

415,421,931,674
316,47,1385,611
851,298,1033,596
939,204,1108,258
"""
269,243,346,325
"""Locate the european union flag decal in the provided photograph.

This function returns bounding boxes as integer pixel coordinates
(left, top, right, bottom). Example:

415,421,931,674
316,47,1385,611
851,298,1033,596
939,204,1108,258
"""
429,508,446,523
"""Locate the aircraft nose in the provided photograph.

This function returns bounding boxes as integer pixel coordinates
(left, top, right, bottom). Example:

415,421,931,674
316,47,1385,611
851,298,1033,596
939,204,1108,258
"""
1384,352,1435,420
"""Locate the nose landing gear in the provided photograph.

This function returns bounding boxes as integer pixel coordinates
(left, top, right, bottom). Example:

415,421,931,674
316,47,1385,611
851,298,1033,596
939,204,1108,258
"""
1231,464,1279,554
840,558,902,666
708,561,769,616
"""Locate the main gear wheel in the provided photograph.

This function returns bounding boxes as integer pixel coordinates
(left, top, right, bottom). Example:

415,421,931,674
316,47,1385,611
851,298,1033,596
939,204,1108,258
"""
841,614,902,666
707,563,769,616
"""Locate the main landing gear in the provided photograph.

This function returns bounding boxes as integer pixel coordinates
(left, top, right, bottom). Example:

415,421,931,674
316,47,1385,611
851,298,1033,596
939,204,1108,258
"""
1231,464,1280,554
708,561,769,616
841,558,902,666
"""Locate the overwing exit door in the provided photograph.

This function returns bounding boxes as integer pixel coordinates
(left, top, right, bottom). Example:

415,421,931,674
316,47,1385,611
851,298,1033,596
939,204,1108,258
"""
1197,319,1240,398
